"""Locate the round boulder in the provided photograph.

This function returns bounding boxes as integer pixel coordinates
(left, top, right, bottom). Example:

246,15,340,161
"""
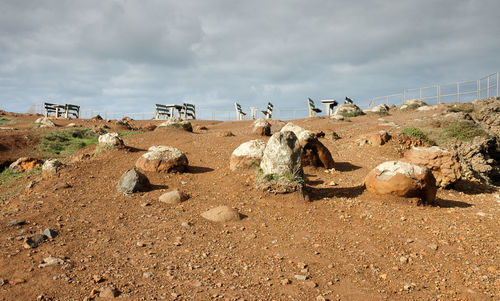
42,159,65,179
334,104,364,117
371,103,389,113
9,157,44,173
280,123,334,168
135,146,188,172
34,117,56,128
252,118,271,136
403,146,461,188
201,206,241,222
364,161,437,205
117,169,150,194
260,131,303,177
230,140,266,171
157,120,193,132
159,190,187,204
98,132,125,148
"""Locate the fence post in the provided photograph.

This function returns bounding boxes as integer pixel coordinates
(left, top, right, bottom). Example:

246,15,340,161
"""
496,72,499,96
419,88,422,100
438,86,441,104
403,90,406,103
457,82,460,103
477,80,480,100
487,76,490,98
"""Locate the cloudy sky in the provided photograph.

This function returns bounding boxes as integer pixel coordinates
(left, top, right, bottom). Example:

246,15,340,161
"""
0,0,499,119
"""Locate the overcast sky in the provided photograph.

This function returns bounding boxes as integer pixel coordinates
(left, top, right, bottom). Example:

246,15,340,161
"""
0,0,499,118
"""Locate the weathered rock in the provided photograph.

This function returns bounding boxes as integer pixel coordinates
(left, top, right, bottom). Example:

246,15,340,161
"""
38,256,64,268
360,131,391,146
230,140,266,171
9,157,43,173
159,190,187,204
280,123,334,168
371,103,389,113
34,117,56,128
157,120,193,132
364,161,437,204
99,286,120,298
91,115,103,121
201,206,241,222
41,228,57,239
42,159,65,179
91,124,109,135
334,104,364,117
98,132,125,149
329,132,341,140
330,114,345,121
135,146,188,173
7,219,25,227
217,131,235,137
453,136,499,185
252,118,271,136
403,146,461,188
117,169,150,194
472,97,500,137
260,131,303,177
401,99,428,110
141,124,157,131
66,123,81,127
116,120,133,130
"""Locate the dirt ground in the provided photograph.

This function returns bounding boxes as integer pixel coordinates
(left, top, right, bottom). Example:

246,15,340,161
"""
0,107,498,300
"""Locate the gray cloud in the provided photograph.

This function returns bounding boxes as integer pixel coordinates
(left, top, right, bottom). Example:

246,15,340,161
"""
0,0,499,117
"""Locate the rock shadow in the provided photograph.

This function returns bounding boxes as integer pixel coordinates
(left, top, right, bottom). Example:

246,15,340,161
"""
334,162,362,172
306,185,365,202
147,184,169,191
452,180,498,195
125,146,147,153
433,198,473,208
188,166,215,174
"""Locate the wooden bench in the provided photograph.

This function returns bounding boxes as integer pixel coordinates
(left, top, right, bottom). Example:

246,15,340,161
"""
307,98,322,117
155,104,171,119
345,97,353,104
235,103,246,120
181,103,196,119
261,102,273,119
44,102,65,118
64,104,80,118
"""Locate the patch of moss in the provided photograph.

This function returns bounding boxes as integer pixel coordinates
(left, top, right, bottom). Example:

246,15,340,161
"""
444,121,486,141
402,127,435,145
39,129,98,156
0,168,41,187
119,130,145,139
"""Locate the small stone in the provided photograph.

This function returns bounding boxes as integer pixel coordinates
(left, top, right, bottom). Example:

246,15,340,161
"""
428,244,438,250
294,275,308,281
38,256,64,268
99,286,119,298
136,241,145,247
181,222,192,227
316,295,326,301
303,281,317,288
281,279,291,285
41,228,57,239
159,190,187,204
399,256,409,264
201,206,241,222
143,272,154,278
11,278,26,285
7,219,25,227
380,273,387,280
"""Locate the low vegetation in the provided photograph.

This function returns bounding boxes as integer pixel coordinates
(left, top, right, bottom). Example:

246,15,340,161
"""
0,117,11,125
119,130,145,139
340,111,365,118
39,129,98,156
447,103,474,113
0,168,41,202
444,121,486,141
402,127,435,145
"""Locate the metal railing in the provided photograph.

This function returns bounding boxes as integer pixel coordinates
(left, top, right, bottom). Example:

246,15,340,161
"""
369,72,499,108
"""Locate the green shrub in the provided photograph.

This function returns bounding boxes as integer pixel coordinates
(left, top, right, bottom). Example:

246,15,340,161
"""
340,111,365,118
39,129,98,155
444,121,486,141
402,127,435,145
0,117,11,125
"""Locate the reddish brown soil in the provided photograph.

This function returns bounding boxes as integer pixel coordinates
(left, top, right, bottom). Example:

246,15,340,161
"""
0,108,498,300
